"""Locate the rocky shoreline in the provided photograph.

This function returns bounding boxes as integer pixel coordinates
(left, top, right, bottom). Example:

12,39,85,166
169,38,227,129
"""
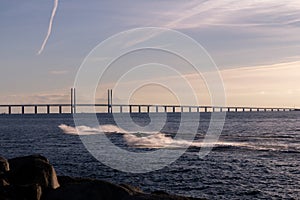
0,155,204,200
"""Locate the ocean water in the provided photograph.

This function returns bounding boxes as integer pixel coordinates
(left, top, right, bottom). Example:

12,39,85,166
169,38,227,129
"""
0,112,300,199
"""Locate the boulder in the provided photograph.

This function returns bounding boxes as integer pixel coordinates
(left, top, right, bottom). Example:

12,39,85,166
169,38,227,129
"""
13,184,42,200
0,155,205,200
120,183,144,195
0,179,9,187
0,157,9,173
8,155,59,190
44,176,132,200
43,176,204,200
0,156,9,187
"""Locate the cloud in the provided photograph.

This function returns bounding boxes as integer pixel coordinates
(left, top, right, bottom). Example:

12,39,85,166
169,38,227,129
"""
1,60,299,108
0,93,69,104
156,0,300,29
100,60,300,107
49,70,68,75
110,0,300,67
194,60,300,107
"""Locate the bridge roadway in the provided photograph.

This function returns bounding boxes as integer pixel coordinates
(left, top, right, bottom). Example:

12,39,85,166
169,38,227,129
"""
0,104,296,114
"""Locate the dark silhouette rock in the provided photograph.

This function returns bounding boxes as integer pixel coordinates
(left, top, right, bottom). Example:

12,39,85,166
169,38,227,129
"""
0,156,9,187
0,155,205,200
0,157,9,173
13,184,42,200
8,154,59,190
44,176,204,200
0,155,60,200
43,176,131,200
0,179,9,188
120,183,144,195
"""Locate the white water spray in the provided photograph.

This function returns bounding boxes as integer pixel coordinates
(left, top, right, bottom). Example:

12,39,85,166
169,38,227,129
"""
58,124,252,149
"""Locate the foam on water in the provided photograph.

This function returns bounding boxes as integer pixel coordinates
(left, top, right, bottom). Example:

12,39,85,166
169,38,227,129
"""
58,124,300,152
58,124,126,135
59,124,257,149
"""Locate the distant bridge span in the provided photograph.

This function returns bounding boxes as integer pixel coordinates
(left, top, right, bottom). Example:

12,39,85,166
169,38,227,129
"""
0,104,297,115
0,88,297,114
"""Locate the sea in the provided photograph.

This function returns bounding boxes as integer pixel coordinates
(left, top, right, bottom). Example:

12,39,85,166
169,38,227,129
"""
0,112,299,199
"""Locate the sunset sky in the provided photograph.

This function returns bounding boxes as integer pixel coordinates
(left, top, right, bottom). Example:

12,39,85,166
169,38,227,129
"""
0,0,300,108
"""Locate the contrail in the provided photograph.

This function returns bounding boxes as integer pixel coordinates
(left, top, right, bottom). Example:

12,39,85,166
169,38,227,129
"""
37,0,59,55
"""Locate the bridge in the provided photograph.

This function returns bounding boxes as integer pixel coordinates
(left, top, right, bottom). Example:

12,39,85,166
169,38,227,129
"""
0,88,297,114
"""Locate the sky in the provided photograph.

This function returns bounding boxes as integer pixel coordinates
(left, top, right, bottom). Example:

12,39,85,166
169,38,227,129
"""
0,0,300,108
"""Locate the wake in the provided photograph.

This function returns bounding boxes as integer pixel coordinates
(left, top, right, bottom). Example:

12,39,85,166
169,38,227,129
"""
60,124,300,152
58,124,126,135
58,124,251,149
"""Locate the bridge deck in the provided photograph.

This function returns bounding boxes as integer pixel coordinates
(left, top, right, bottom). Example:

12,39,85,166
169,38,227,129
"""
0,104,296,114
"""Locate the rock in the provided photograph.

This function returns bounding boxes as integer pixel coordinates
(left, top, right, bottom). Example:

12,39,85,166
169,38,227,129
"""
43,176,204,200
8,154,59,190
0,157,9,173
43,176,131,200
120,183,143,195
13,184,42,200
0,155,205,200
0,179,9,187
0,156,9,187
